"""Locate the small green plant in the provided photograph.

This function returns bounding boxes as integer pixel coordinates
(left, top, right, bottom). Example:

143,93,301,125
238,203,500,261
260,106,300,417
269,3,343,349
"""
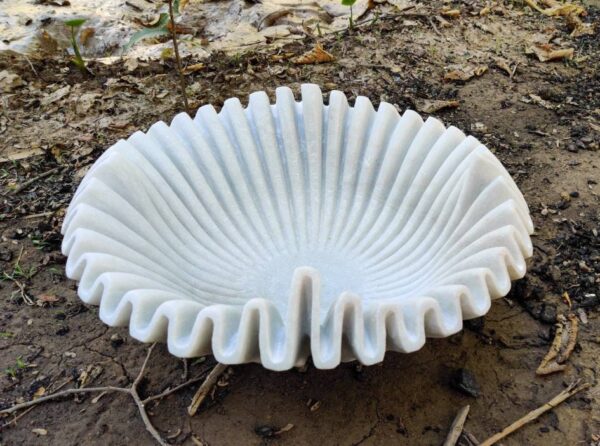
124,0,190,114
1,261,37,282
64,18,88,72
31,235,50,251
341,0,357,29
4,356,26,378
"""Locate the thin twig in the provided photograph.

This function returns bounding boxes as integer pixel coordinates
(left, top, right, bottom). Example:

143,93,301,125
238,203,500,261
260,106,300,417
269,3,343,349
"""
428,17,442,37
143,372,209,404
0,386,129,414
22,55,38,77
480,381,591,446
167,0,190,115
0,343,187,446
187,363,227,416
443,405,470,446
0,406,36,429
10,166,62,195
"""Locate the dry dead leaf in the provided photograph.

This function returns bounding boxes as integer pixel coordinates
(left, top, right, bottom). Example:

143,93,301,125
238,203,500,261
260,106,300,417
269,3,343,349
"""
33,386,46,399
80,27,95,46
36,294,61,306
75,92,100,115
293,42,335,65
0,70,26,93
444,65,488,82
536,313,578,375
41,85,71,106
526,44,574,62
566,13,595,37
415,99,460,114
182,63,206,75
270,52,295,62
494,57,518,79
440,8,461,18
37,30,59,55
526,0,586,18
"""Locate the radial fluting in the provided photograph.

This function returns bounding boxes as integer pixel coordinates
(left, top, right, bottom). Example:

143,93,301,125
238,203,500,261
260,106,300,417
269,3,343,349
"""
62,84,533,370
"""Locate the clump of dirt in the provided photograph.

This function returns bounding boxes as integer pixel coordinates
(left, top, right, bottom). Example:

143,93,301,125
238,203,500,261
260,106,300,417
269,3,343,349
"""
1,1,599,445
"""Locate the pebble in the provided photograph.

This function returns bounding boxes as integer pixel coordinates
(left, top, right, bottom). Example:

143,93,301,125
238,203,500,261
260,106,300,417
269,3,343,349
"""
539,303,557,324
110,333,124,348
570,191,579,198
254,425,276,438
464,317,485,332
451,368,480,397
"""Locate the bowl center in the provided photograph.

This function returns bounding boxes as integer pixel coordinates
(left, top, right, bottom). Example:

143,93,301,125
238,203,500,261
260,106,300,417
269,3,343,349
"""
242,249,367,318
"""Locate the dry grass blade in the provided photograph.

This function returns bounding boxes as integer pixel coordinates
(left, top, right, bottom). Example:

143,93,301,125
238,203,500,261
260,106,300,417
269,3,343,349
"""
480,381,591,446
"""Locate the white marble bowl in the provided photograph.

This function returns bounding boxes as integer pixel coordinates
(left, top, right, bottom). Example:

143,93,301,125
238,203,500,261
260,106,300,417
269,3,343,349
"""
62,84,533,370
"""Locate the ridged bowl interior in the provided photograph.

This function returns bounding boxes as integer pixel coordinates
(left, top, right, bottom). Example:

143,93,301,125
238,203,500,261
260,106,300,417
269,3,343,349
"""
62,84,533,370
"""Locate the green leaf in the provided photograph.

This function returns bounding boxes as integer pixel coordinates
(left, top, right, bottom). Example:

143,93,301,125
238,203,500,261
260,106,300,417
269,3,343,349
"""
64,18,86,27
341,0,357,5
123,13,170,52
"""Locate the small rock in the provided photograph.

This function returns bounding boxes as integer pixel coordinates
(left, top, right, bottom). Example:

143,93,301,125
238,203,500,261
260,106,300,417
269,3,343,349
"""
569,191,579,198
566,143,578,153
464,317,485,332
254,425,276,438
55,326,70,336
451,368,480,397
110,333,124,348
539,303,557,324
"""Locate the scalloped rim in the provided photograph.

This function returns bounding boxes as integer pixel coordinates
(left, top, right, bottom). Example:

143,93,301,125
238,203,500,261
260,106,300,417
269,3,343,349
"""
62,84,534,370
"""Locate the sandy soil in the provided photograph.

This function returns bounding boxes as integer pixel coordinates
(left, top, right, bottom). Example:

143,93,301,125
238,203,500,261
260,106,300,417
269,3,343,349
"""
1,1,599,445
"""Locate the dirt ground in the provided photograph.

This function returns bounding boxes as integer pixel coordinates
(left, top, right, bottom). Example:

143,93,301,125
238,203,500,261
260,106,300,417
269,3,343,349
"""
1,1,600,445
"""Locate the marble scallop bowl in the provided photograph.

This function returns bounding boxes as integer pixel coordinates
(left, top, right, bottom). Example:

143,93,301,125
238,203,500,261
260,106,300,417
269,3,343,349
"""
61,84,533,371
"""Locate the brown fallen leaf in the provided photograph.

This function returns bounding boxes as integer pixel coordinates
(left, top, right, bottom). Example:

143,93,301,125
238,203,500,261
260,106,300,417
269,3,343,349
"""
536,313,578,375
440,8,461,18
0,70,26,93
293,42,335,65
566,13,595,37
37,294,61,306
494,57,519,79
41,85,71,106
270,52,295,62
33,386,46,399
444,65,488,82
526,44,574,62
80,27,95,47
182,63,205,75
37,30,59,55
415,99,460,114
